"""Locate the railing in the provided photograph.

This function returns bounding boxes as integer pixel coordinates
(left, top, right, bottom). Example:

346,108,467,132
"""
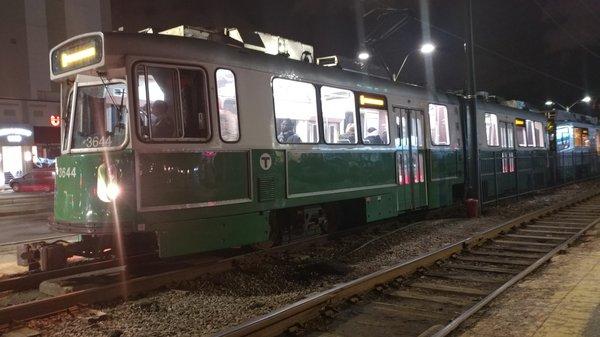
480,150,600,205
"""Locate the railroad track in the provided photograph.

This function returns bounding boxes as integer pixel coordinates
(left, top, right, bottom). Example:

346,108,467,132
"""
0,232,335,329
214,191,600,337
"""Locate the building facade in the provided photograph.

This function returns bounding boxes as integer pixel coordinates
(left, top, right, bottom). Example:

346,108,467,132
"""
0,0,111,184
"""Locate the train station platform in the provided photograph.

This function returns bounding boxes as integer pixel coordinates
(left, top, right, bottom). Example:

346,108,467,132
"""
458,222,600,337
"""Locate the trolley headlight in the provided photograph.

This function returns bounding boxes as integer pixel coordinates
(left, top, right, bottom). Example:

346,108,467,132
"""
97,163,120,203
106,181,121,201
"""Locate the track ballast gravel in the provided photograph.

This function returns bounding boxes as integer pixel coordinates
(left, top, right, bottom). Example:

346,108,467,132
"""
25,181,599,337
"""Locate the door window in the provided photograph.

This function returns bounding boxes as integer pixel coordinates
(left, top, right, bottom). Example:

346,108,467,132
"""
395,108,424,184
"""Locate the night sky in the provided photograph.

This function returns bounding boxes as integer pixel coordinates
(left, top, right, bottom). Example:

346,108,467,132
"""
111,0,600,114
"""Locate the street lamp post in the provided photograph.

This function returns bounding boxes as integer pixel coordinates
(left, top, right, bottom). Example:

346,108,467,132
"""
545,96,592,111
392,42,436,82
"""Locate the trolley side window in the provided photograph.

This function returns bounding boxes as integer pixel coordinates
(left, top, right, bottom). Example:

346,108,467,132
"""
273,78,319,144
556,125,571,150
574,127,590,147
526,120,536,147
216,69,240,142
515,118,527,147
534,121,545,148
485,113,499,146
499,121,515,173
321,86,357,144
357,93,389,145
428,104,450,145
136,64,210,142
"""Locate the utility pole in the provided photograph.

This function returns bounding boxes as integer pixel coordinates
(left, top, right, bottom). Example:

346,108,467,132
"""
465,0,480,208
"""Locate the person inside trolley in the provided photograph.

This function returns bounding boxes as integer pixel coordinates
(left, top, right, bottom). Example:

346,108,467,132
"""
277,118,302,143
150,100,176,138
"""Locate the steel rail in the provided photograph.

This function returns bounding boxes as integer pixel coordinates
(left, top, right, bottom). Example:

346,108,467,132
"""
431,211,600,337
0,253,156,292
213,190,600,337
0,231,335,326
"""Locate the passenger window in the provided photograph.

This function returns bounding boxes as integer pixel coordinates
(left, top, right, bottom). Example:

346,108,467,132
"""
485,113,499,146
596,129,600,153
359,109,389,144
556,126,571,150
583,129,590,147
136,64,209,141
321,86,357,144
356,93,389,145
216,69,240,142
515,119,527,147
499,122,507,148
525,120,536,147
428,104,450,145
534,121,545,148
575,128,590,147
273,78,318,144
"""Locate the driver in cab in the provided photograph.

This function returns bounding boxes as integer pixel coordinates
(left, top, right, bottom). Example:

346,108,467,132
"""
150,100,176,138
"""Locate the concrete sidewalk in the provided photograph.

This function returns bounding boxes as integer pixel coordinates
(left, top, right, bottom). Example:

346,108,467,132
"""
458,224,600,337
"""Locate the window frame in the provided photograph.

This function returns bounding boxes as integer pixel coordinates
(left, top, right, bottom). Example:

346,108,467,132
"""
67,79,130,154
533,121,545,148
515,118,527,148
427,103,451,146
525,119,536,147
133,62,212,143
271,77,320,145
215,68,241,143
319,85,359,145
484,113,500,147
356,92,391,146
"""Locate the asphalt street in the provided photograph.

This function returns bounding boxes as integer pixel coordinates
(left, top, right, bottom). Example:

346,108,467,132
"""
0,190,58,245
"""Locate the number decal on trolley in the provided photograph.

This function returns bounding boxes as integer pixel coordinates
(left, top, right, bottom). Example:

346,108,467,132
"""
83,136,112,148
57,167,77,178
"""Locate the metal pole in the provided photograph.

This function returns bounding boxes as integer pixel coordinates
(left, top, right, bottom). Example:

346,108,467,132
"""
465,0,480,206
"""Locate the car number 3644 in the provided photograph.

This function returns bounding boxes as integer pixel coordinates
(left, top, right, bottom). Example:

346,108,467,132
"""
83,136,112,148
57,167,77,178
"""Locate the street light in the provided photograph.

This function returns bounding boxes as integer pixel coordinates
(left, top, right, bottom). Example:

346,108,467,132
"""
545,95,593,111
419,43,436,54
357,51,370,61
393,42,436,82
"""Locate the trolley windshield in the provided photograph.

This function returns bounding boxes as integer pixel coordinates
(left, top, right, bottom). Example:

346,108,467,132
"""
67,82,128,150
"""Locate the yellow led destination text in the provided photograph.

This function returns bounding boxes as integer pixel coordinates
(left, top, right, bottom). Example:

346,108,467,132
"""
61,45,97,68
515,118,525,126
359,94,385,107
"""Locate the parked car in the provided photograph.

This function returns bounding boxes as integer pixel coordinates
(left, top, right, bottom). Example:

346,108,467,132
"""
9,170,55,192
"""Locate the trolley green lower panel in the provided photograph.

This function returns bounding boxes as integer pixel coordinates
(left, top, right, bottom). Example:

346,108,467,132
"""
365,193,397,222
149,212,270,257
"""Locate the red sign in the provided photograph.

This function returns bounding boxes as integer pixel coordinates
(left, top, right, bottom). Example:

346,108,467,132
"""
50,115,60,127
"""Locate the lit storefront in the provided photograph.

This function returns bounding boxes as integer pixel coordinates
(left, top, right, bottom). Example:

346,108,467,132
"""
0,125,34,185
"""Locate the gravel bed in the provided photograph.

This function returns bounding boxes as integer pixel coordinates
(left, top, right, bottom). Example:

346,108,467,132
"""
25,180,600,337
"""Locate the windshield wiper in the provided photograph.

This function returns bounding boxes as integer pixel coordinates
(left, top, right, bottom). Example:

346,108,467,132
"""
99,76,126,131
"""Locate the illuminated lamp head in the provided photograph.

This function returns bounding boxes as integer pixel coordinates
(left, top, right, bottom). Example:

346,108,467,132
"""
97,163,120,203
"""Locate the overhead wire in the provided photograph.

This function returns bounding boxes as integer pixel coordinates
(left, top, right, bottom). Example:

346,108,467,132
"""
532,0,600,60
577,0,600,32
